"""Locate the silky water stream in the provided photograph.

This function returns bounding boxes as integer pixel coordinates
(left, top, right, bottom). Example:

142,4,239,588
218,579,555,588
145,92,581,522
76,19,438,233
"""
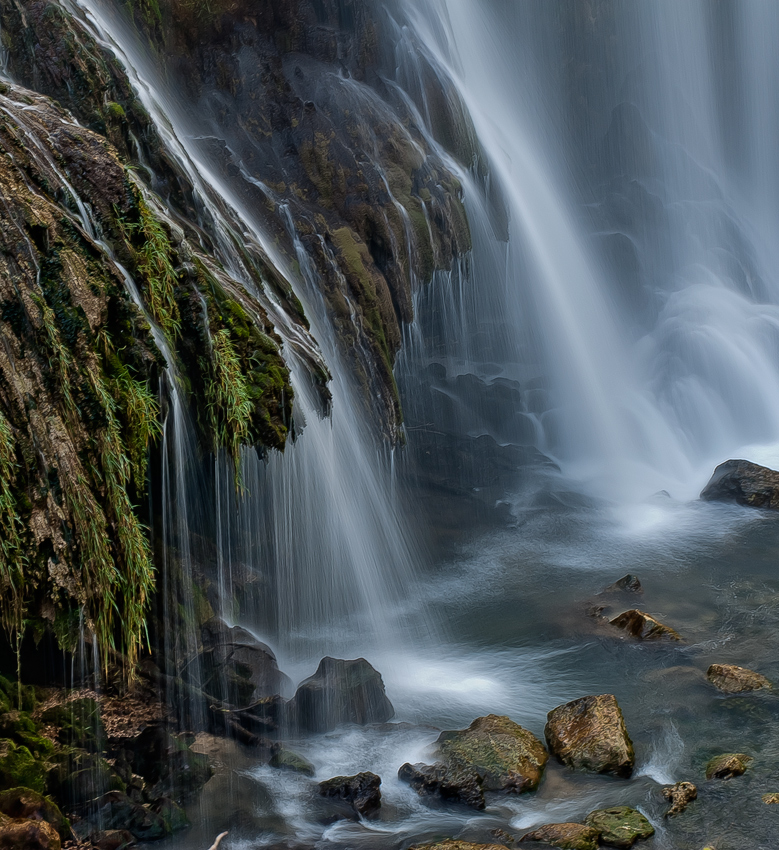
42,1,779,848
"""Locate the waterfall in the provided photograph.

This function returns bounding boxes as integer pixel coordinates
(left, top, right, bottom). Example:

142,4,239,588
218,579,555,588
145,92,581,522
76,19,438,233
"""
401,0,779,503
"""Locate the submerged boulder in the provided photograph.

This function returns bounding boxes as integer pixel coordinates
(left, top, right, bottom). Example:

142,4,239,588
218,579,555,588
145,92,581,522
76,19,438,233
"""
700,459,779,509
705,753,752,780
706,664,771,694
0,814,60,849
609,610,681,641
584,806,654,848
318,772,381,818
545,695,634,777
662,781,697,817
603,575,642,594
289,657,394,733
435,714,548,793
269,745,315,777
519,822,599,850
398,761,485,809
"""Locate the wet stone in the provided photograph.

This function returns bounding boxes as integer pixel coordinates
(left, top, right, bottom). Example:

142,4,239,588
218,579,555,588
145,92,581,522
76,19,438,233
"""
408,842,509,850
519,822,599,850
609,610,681,641
705,753,752,780
269,745,315,777
762,793,779,804
545,694,634,777
583,806,654,848
662,781,697,817
700,459,779,509
318,772,381,818
398,761,485,810
706,664,771,694
603,575,642,593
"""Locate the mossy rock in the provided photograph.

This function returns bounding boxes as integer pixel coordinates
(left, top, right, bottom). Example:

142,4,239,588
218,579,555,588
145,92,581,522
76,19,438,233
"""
0,740,47,794
39,698,106,751
584,806,655,848
519,822,599,849
0,786,71,839
269,746,315,777
436,714,548,793
0,678,36,713
705,753,752,780
0,713,53,758
149,797,189,833
46,749,124,806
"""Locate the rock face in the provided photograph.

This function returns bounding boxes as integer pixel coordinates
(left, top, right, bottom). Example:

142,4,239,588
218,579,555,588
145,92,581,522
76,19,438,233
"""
700,459,779,508
435,715,548,793
545,695,634,777
583,807,654,848
289,657,394,733
398,761,485,810
0,814,60,850
191,619,291,706
705,753,752,780
318,772,381,818
706,664,771,694
609,610,681,641
519,822,599,850
662,781,697,817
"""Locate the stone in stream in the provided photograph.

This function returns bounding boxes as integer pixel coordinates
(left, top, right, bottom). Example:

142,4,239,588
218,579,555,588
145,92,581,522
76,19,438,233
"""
662,781,697,817
269,745,315,777
289,657,394,733
519,822,599,850
398,761,485,809
700,459,779,509
545,695,634,777
705,753,753,780
706,664,772,694
603,575,643,594
584,806,654,848
409,842,509,850
762,793,779,804
609,610,681,641
318,772,381,818
0,814,61,849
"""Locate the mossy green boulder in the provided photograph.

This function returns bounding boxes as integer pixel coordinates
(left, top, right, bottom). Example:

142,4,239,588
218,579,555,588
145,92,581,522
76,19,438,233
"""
435,714,548,793
0,714,54,758
584,806,655,848
269,746,315,777
0,740,47,793
705,753,752,780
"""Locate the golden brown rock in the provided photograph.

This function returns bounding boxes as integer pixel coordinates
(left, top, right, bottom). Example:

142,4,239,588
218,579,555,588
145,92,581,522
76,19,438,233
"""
705,753,752,780
762,793,779,804
545,694,634,777
0,814,60,849
519,822,599,850
663,781,697,816
706,664,771,694
408,842,508,850
609,610,681,641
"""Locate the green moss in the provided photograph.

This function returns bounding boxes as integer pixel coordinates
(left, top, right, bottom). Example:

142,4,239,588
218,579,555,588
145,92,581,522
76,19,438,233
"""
38,699,105,752
105,101,126,120
0,741,46,794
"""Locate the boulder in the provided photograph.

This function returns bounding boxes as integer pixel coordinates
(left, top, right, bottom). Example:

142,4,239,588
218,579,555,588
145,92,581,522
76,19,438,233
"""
46,749,124,806
609,610,681,641
662,781,697,817
705,753,752,780
398,761,484,810
0,715,53,759
0,814,60,849
121,727,212,800
75,791,167,841
408,842,509,850
762,793,779,804
603,575,642,593
269,746,315,777
194,619,292,707
0,788,69,839
700,459,779,509
545,695,634,777
289,657,394,733
706,664,771,694
91,831,136,850
583,806,654,848
318,772,381,818
435,714,548,793
148,798,188,833
38,699,105,752
0,741,46,794
519,822,599,850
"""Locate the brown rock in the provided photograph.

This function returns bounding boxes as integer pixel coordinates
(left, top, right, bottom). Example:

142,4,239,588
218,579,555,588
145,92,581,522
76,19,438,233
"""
409,842,508,850
700,459,779,509
663,781,697,816
610,610,681,641
398,761,485,810
519,822,599,850
706,664,771,694
0,815,60,850
705,753,752,780
545,695,634,777
762,793,779,804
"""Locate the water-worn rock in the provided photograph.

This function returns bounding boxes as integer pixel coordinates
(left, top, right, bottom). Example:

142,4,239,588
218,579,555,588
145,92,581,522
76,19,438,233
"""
705,753,752,780
609,610,681,641
706,664,771,694
700,459,779,508
545,695,634,777
0,788,69,839
603,575,642,593
435,714,548,793
584,806,654,848
91,831,136,850
663,781,697,816
290,657,394,733
0,814,60,849
398,761,485,809
519,822,599,850
269,746,315,777
408,842,509,850
762,793,779,804
318,772,381,818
